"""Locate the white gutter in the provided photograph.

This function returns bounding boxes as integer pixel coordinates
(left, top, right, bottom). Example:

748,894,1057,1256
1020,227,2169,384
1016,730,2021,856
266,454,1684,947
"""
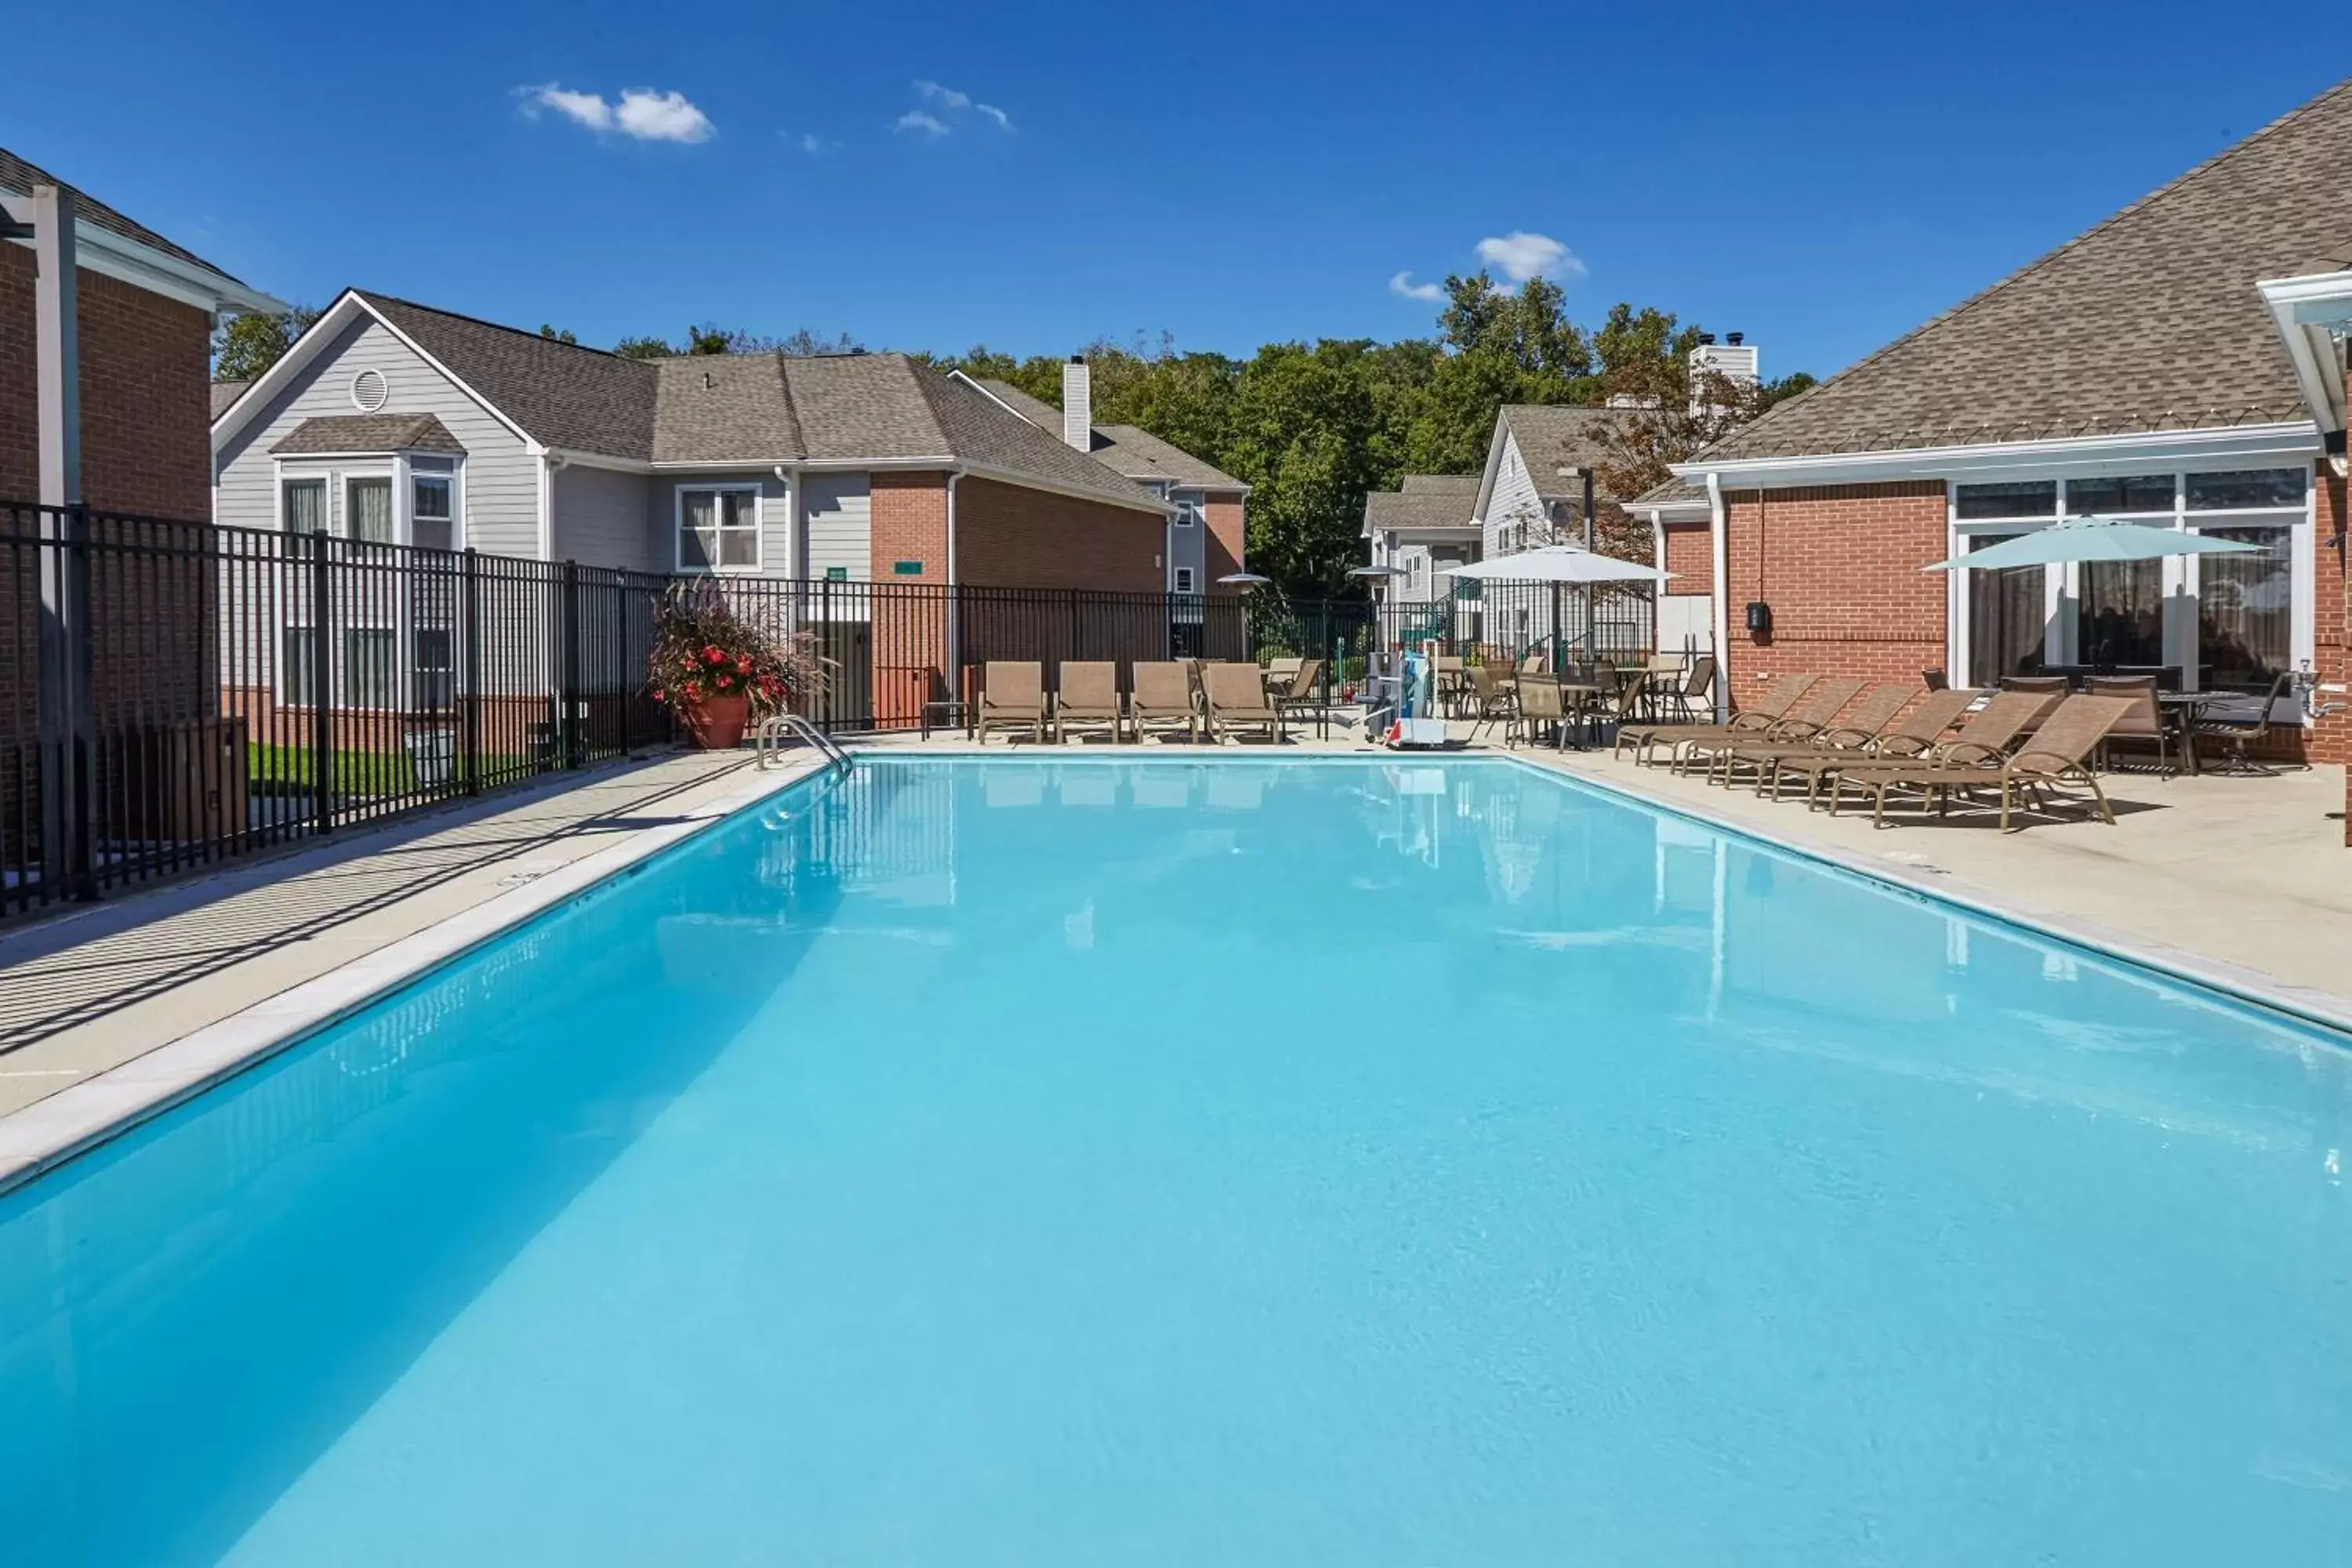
2257,270,2352,452
2,214,287,318
1673,419,2321,491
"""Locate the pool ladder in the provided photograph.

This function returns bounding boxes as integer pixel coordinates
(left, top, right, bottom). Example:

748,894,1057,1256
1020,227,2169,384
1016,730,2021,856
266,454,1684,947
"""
754,712,851,773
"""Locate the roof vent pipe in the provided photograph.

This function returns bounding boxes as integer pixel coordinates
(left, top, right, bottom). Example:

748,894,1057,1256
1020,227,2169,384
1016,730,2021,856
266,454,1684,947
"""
1726,332,1744,346
1062,355,1091,452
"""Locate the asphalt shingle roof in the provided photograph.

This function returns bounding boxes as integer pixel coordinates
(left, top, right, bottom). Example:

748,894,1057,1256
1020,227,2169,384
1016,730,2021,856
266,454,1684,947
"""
0,146,241,280
328,296,1160,508
210,380,252,422
358,292,659,459
1695,76,2352,464
271,412,466,455
1498,405,1645,501
1365,474,1481,532
974,378,1246,489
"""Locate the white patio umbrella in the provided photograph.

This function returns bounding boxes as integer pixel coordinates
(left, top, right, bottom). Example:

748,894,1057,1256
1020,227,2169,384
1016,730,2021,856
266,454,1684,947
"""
1217,572,1274,586
1348,564,1409,578
1923,515,2263,571
1439,544,1674,584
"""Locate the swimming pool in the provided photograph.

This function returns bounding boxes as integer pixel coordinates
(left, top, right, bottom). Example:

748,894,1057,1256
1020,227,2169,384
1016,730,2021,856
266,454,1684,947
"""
2,754,2349,1564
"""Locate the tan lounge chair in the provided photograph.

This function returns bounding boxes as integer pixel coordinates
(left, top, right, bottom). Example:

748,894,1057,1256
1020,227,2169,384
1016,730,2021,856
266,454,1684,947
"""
1708,682,1920,789
1820,689,2051,815
976,661,1045,745
1679,677,1865,776
1846,694,2132,830
1613,672,1817,764
1272,658,1326,727
1131,661,1200,742
1053,661,1127,743
1763,686,1977,804
1203,662,1285,744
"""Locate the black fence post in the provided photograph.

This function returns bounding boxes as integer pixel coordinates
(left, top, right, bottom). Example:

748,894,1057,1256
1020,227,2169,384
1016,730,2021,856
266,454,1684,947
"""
309,532,333,837
561,558,583,769
461,547,481,795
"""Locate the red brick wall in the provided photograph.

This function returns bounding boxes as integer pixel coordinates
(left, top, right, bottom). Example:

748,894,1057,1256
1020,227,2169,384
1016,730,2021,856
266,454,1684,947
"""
1661,519,1711,594
1203,492,1245,590
1722,481,1949,699
2323,452,2350,840
870,470,949,581
953,475,1163,592
0,248,212,517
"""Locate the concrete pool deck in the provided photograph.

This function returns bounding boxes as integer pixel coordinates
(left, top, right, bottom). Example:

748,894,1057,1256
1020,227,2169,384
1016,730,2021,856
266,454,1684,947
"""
0,750,826,1188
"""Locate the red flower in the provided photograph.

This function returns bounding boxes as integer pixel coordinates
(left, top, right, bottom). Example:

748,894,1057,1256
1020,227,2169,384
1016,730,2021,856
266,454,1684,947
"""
716,673,733,689
652,688,666,703
703,644,727,666
735,655,752,674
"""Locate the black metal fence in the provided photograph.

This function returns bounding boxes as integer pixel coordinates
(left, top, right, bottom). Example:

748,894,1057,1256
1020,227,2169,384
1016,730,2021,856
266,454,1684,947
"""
0,502,1656,916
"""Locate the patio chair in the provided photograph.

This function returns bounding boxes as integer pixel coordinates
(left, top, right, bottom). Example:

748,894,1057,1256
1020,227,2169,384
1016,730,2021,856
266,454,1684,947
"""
1272,658,1326,728
1203,661,1285,744
1708,681,1920,789
2192,670,2299,774
1921,668,1950,691
2085,674,2170,776
975,661,1046,745
1052,661,1128,744
1678,677,1865,777
1671,654,1717,722
1510,673,1568,750
1613,672,1817,764
1999,673,2069,695
1821,689,2052,816
1465,662,1516,740
1846,694,2133,831
1131,661,1202,742
1766,686,1979,804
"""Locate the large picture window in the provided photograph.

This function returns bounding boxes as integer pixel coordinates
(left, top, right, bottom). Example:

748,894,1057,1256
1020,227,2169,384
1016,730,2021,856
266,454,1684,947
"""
677,486,760,571
2196,526,2293,690
1965,535,2045,685
347,477,394,544
2078,560,2165,668
283,478,328,535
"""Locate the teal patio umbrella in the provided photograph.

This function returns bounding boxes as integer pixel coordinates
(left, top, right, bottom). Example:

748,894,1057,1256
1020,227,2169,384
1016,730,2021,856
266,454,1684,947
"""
1924,515,2263,572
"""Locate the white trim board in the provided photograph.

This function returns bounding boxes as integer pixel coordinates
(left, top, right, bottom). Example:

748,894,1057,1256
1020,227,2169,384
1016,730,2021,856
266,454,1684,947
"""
1675,422,2323,491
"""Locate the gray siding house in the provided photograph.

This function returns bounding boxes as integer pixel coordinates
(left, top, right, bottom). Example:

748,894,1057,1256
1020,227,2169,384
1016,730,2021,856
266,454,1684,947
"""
211,290,1171,582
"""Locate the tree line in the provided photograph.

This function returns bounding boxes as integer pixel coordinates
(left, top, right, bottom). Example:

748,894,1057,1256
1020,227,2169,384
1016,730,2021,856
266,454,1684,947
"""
212,278,1812,594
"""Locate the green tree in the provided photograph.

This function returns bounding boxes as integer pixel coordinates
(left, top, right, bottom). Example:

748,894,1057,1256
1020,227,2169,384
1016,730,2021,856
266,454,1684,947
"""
539,324,578,344
211,304,321,382
612,335,673,360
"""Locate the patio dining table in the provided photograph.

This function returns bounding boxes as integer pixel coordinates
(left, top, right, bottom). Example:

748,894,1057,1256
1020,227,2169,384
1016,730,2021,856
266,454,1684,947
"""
2155,692,2211,776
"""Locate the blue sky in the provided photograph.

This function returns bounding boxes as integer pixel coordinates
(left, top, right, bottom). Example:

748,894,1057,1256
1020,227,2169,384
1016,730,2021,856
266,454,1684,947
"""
7,1,2346,382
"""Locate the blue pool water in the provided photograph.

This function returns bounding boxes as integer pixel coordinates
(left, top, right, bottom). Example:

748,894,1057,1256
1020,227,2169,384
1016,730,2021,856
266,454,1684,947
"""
2,756,2350,1564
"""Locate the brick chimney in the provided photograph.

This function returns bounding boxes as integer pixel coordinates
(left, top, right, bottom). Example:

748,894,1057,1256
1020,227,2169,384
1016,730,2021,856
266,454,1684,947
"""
1062,355,1091,452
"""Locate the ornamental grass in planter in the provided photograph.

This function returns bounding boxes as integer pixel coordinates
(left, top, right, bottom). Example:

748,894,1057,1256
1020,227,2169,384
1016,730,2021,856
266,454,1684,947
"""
646,580,828,749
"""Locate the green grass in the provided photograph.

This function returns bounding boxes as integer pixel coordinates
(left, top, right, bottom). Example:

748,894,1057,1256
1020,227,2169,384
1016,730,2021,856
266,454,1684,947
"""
247,743,535,798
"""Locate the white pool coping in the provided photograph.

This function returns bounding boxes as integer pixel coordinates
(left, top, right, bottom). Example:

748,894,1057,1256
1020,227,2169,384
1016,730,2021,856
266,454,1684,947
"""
0,753,833,1199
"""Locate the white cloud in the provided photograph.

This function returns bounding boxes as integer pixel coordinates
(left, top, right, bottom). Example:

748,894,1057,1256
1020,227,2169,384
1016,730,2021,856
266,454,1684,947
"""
893,110,949,136
613,89,715,143
1388,270,1444,303
915,79,971,110
519,83,713,143
975,103,1012,132
521,85,612,132
901,80,1013,133
789,131,838,154
1474,231,1582,285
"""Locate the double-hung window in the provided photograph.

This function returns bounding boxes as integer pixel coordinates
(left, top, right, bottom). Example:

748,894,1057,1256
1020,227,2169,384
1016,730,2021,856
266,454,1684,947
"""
1173,566,1196,593
678,486,760,571
347,476,395,545
411,474,455,551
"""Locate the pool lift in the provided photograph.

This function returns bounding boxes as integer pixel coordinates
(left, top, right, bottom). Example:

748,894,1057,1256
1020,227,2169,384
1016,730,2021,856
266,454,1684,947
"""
1385,640,1450,750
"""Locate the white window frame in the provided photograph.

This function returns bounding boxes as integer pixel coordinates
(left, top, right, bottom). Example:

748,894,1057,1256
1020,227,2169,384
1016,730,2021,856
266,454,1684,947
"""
340,469,397,545
1174,497,1200,528
1173,565,1196,593
1944,462,2314,705
673,482,764,574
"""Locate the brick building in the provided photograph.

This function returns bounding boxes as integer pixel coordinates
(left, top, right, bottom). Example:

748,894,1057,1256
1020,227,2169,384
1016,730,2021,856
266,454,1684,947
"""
1634,77,2352,837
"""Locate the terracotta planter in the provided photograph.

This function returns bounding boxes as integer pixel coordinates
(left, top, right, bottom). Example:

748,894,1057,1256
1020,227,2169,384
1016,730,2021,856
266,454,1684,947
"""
681,692,751,750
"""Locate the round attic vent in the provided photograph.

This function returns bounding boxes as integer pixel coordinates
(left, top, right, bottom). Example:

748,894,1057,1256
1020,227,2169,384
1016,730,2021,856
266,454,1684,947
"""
350,368,389,413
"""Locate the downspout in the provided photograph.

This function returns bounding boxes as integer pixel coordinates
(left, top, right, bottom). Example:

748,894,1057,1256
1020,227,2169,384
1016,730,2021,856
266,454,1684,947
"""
945,469,964,691
1707,472,1729,720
